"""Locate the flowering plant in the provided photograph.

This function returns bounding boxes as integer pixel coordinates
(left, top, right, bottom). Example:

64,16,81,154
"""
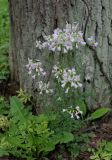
26,22,98,117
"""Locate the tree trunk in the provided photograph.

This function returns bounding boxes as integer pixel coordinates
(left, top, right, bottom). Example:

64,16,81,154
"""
9,0,112,109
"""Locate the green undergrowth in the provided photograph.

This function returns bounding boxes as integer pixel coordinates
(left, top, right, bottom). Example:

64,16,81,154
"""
89,140,112,160
0,95,111,160
0,96,90,160
0,0,10,82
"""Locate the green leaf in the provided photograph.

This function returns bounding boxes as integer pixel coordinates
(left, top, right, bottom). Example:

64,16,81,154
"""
41,142,55,152
0,76,7,80
60,132,74,143
8,136,23,147
91,107,110,120
106,142,112,152
10,96,31,122
0,148,9,156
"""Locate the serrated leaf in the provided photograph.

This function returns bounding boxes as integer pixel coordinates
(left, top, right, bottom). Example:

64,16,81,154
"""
8,136,23,146
10,96,30,122
91,107,110,120
0,148,9,156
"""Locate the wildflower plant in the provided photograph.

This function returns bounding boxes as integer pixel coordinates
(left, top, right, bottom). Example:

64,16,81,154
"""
26,22,98,114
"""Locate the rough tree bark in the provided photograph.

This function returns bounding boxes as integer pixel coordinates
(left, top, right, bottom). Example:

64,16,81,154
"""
9,0,112,109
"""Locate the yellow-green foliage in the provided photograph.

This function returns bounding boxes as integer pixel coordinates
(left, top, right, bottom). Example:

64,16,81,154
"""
0,115,9,131
0,0,9,81
0,97,74,160
17,88,31,103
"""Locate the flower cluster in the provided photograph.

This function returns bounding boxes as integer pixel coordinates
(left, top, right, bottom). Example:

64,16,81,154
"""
36,22,86,53
38,81,53,95
87,36,98,47
62,106,83,119
26,58,53,95
26,58,46,79
61,68,82,89
53,66,82,93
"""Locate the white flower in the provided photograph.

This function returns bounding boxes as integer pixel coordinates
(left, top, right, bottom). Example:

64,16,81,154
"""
76,106,80,110
80,41,86,46
36,40,43,49
74,106,83,119
76,43,79,48
71,113,74,118
62,109,66,112
50,89,53,93
65,87,69,93
94,42,98,47
64,48,68,53
88,36,94,42
77,83,82,87
87,36,98,48
57,97,62,101
38,81,53,95
78,31,83,37
28,70,32,75
61,83,66,88
75,112,80,119
57,46,61,51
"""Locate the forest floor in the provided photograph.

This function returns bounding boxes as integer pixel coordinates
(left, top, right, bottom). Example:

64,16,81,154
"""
0,81,112,160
